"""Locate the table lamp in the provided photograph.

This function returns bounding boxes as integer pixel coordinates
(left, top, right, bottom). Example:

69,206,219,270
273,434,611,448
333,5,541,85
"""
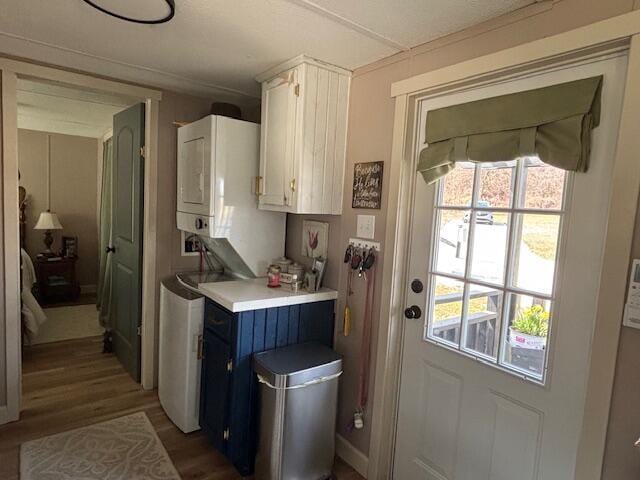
34,210,63,256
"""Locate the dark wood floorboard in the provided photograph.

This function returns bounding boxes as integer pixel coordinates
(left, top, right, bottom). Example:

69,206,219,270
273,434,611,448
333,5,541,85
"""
0,336,364,480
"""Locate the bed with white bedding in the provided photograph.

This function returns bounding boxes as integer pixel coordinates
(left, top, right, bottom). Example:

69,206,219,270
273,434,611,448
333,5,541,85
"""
20,187,47,343
22,248,47,342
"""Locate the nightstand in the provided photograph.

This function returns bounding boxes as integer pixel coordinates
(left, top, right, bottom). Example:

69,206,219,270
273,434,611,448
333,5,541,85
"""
34,256,81,305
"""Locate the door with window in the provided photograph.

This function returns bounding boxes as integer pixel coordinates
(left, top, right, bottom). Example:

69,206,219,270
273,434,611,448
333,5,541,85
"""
394,55,627,479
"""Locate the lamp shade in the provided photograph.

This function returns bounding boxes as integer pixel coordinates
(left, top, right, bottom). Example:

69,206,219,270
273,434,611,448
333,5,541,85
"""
34,211,63,230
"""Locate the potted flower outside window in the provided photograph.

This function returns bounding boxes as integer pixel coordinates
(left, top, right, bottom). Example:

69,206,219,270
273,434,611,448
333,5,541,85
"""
508,305,548,375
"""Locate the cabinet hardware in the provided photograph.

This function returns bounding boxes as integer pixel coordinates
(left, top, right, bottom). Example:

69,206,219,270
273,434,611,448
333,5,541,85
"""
197,335,204,359
223,428,230,440
137,326,141,336
255,176,263,196
207,315,226,326
227,360,233,372
294,84,300,96
290,178,296,192
140,146,145,158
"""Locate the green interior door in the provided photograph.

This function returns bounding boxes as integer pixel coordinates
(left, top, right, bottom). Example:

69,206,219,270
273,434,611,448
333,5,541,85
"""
109,103,145,382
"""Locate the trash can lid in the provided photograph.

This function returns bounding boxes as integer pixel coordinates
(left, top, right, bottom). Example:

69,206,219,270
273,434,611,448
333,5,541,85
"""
254,343,342,388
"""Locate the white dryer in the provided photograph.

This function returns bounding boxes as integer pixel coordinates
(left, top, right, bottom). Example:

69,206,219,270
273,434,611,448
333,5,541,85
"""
159,278,204,433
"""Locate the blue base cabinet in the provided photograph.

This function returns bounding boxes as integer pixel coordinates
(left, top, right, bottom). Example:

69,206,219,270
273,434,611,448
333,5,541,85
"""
199,298,335,476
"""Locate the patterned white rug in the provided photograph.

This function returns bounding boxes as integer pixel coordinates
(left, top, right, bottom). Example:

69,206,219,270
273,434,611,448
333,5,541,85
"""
20,412,181,480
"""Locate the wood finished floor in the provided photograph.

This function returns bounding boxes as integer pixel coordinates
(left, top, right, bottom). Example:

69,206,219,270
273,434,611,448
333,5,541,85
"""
0,336,364,480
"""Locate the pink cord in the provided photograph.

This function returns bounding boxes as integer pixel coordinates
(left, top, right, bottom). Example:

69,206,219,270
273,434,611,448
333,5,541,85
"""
357,261,376,410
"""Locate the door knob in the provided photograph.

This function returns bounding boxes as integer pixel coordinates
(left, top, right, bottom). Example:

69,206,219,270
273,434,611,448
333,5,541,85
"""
105,246,116,254
404,305,422,319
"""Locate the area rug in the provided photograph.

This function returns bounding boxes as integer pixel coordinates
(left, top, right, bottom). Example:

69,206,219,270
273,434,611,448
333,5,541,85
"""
20,412,181,480
33,304,104,345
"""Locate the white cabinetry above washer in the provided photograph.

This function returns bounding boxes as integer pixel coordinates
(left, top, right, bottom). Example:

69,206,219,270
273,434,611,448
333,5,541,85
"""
256,55,351,215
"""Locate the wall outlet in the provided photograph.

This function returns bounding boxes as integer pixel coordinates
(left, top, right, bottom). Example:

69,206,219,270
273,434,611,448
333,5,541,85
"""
357,215,375,239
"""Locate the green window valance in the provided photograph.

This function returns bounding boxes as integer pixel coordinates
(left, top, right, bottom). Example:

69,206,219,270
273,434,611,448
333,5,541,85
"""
417,76,603,184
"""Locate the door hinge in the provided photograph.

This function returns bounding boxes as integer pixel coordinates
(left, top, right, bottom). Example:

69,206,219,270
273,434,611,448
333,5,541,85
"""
223,428,230,440
294,84,300,96
137,326,141,336
226,359,233,372
290,178,296,192
140,146,146,158
255,176,263,196
197,334,204,360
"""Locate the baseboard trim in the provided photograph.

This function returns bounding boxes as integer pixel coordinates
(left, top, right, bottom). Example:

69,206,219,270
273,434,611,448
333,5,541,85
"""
80,284,97,294
336,434,369,478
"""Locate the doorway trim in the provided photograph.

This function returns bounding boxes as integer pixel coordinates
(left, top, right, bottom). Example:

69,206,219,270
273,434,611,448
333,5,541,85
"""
1,57,162,423
368,10,640,480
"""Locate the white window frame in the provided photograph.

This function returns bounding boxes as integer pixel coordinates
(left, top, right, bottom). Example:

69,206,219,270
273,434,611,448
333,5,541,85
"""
424,158,571,384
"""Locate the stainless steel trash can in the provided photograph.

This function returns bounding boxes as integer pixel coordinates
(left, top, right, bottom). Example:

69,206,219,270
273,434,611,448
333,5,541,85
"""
254,343,343,480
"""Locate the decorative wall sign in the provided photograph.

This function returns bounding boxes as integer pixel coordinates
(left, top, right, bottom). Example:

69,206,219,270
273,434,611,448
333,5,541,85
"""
301,220,329,259
352,161,384,209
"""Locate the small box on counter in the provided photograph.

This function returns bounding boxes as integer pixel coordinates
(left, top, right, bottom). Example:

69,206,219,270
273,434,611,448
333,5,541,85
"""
280,272,301,284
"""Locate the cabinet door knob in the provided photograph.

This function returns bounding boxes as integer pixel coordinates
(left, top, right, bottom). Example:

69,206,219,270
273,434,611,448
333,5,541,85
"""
105,246,116,254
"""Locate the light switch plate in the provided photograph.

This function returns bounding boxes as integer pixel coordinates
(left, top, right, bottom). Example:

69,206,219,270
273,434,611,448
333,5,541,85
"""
357,215,375,239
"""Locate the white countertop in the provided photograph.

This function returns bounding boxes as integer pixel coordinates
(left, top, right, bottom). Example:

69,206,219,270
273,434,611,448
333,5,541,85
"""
197,277,338,312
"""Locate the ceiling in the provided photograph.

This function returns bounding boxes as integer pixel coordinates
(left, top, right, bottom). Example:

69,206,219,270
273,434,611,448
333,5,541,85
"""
1,0,534,105
17,79,134,138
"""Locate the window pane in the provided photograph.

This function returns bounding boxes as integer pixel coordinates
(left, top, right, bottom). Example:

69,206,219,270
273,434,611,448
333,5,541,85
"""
477,161,516,208
428,276,464,346
462,284,502,360
470,212,509,285
434,210,469,277
522,157,566,210
501,294,551,378
512,214,560,295
440,161,475,207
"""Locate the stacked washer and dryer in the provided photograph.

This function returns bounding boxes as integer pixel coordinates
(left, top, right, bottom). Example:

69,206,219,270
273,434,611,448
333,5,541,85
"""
158,115,286,433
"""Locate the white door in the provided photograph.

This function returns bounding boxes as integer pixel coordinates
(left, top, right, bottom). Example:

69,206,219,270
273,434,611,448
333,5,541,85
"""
259,69,298,208
394,54,627,480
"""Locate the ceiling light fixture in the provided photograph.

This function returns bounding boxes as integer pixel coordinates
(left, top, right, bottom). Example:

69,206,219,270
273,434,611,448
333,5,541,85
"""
81,0,175,24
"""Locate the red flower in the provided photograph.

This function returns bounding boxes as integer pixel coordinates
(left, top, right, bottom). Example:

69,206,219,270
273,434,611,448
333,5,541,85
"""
308,231,319,252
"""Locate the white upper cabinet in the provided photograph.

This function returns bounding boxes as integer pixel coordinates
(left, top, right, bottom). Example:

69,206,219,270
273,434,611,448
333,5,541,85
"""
256,55,351,215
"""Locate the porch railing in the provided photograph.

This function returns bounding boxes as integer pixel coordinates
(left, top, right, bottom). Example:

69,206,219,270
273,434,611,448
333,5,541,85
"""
432,288,499,357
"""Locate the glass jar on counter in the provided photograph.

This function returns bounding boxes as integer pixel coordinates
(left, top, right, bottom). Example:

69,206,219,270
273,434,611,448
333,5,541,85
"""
276,257,292,273
267,265,281,288
289,262,305,278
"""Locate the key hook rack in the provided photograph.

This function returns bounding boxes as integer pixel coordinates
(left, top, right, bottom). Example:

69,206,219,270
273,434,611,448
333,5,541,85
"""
348,238,380,252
